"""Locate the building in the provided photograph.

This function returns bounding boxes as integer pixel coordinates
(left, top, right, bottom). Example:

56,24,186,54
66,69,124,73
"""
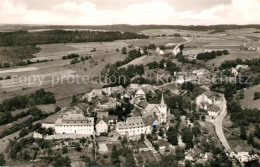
230,67,239,76
207,104,220,117
196,91,220,109
96,116,109,136
143,94,169,124
233,145,250,163
185,147,202,162
54,113,94,135
192,68,210,77
236,65,249,70
135,88,146,99
116,116,151,136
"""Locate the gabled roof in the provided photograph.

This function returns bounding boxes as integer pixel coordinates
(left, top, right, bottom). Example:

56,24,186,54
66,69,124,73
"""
117,116,145,129
189,148,202,158
97,116,109,125
157,139,170,147
55,113,94,126
135,89,146,95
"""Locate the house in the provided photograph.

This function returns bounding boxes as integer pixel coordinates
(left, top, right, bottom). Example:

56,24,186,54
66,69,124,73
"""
54,113,94,135
116,116,151,136
231,67,239,76
236,65,249,70
96,116,109,136
185,147,202,162
101,85,124,95
173,47,180,56
97,112,109,119
192,68,210,77
157,139,170,151
41,114,61,129
135,88,146,99
196,91,220,109
207,104,220,118
143,94,169,124
233,145,250,162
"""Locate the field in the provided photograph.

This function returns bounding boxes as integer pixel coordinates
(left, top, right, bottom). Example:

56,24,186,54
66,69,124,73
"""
119,55,163,69
240,85,260,110
0,40,129,106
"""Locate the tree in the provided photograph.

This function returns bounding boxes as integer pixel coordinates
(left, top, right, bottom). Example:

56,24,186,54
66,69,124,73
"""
71,94,77,106
122,47,127,54
140,133,145,142
181,128,194,149
53,155,71,167
185,160,192,167
19,128,29,137
111,145,120,166
62,146,68,154
75,143,82,152
166,126,178,145
192,126,201,137
0,154,5,166
159,128,164,137
240,126,247,140
248,133,255,145
181,82,195,92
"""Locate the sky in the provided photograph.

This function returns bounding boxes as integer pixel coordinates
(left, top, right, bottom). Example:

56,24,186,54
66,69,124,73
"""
0,0,259,25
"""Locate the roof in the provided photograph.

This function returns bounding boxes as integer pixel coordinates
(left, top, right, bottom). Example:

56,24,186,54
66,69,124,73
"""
189,148,202,158
135,89,146,95
42,114,61,124
233,145,251,153
97,112,109,119
137,101,149,108
142,115,157,126
107,115,118,120
55,113,94,126
117,116,145,129
208,104,220,112
97,116,109,125
157,139,170,147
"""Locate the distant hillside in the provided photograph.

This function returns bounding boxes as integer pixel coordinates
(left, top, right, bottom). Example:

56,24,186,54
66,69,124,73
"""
0,24,259,33
0,30,148,46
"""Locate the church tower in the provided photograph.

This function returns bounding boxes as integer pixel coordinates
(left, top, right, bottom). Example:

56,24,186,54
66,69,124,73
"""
158,94,167,123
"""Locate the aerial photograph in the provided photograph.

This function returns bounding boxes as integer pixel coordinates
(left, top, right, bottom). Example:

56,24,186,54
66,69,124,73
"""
0,0,259,166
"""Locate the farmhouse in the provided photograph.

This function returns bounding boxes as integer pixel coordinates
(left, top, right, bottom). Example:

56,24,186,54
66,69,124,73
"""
54,113,94,135
116,116,151,136
135,88,146,99
236,65,249,70
96,116,109,136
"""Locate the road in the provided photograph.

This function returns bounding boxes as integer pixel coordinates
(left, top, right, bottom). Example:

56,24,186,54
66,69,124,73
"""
207,94,232,152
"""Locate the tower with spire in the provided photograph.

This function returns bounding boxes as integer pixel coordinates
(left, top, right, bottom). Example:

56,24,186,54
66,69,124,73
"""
158,94,167,123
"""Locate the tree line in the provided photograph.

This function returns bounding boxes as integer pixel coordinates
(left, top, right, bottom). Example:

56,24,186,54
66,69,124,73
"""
0,30,148,46
196,50,229,61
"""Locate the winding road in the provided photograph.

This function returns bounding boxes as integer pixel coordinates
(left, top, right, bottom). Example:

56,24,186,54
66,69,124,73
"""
207,94,232,152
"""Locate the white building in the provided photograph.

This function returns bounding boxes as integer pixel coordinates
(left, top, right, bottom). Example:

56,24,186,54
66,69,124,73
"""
54,114,94,135
143,94,169,124
135,88,146,99
96,116,109,136
196,91,222,117
236,65,249,70
116,116,151,136
231,67,239,76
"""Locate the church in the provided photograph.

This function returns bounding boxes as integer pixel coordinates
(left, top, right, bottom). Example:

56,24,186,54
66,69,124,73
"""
142,94,169,124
